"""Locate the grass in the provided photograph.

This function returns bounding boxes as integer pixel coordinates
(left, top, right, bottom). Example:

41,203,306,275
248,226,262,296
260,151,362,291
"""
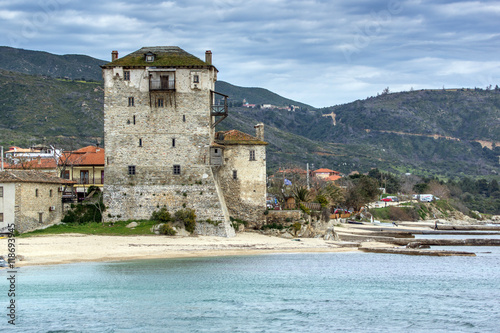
21,220,159,237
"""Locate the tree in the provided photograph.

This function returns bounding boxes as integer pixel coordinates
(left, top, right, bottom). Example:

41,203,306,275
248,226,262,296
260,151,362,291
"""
344,176,380,211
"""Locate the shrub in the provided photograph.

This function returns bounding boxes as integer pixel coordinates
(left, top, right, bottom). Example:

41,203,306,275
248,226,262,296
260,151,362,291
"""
299,203,311,215
150,208,171,222
315,194,329,208
291,222,302,236
174,208,197,233
159,223,177,236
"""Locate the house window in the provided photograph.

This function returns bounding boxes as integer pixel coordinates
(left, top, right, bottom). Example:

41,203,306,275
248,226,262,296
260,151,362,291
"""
0,213,3,222
249,150,256,161
62,170,70,179
128,97,134,107
39,212,43,223
35,189,39,197
0,186,3,197
49,189,53,197
133,115,136,124
158,98,164,107
128,165,136,175
101,170,104,184
173,165,181,175
139,138,143,147
124,71,130,81
233,170,238,180
80,170,89,184
214,148,218,154
193,75,199,83
172,138,176,147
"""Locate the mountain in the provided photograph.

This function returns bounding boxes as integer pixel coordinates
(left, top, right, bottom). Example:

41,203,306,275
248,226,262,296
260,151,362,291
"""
0,47,498,179
214,81,313,109
0,46,106,81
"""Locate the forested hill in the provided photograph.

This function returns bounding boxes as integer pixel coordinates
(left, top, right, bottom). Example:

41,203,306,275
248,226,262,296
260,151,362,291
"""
0,46,499,178
0,46,106,81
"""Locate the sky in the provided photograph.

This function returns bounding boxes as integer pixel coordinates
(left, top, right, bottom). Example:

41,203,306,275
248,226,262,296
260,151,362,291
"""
1,0,499,108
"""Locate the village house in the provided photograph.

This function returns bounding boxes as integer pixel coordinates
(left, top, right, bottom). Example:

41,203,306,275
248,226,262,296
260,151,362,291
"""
0,170,75,233
60,146,105,201
312,168,342,182
5,145,61,164
101,46,267,235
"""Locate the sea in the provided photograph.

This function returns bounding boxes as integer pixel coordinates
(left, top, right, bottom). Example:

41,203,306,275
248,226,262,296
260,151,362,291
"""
2,244,500,332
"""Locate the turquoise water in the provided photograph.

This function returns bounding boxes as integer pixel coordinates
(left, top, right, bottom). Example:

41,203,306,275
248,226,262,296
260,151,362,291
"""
3,252,500,332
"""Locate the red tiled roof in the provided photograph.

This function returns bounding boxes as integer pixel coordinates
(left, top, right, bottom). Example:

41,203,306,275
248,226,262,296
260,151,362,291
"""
313,168,337,174
326,175,342,182
61,146,105,166
6,158,57,170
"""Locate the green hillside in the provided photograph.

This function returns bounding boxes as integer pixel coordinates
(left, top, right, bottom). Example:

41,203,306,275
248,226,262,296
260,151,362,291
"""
214,81,313,109
0,69,103,147
0,46,106,81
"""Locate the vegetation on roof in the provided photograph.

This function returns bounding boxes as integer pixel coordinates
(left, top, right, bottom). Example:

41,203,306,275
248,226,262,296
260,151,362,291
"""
103,48,209,68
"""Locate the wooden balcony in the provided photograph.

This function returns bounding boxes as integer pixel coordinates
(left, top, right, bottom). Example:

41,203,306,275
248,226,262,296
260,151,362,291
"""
211,91,229,127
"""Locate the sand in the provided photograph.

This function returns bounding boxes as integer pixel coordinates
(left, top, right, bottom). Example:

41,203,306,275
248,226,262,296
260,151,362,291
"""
1,232,358,267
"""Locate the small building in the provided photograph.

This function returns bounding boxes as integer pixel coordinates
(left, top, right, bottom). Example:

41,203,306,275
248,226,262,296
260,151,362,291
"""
214,124,267,225
59,146,105,200
0,170,75,233
5,145,61,164
312,168,340,180
4,157,58,176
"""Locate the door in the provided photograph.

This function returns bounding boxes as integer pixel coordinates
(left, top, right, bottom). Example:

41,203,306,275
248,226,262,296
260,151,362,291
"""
80,170,89,184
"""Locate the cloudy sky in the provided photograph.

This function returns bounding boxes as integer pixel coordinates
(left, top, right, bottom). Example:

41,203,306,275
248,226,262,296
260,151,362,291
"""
1,0,499,107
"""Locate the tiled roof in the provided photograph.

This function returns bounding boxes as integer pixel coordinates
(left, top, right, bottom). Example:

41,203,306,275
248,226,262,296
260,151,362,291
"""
277,168,307,174
61,146,105,166
102,46,211,68
0,170,75,184
6,158,57,169
215,130,267,145
326,175,342,182
313,168,337,174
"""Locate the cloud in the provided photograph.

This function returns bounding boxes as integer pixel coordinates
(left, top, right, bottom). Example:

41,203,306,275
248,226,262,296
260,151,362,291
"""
0,0,499,106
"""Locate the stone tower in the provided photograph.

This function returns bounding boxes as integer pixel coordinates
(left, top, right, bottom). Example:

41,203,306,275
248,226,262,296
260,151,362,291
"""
102,46,234,237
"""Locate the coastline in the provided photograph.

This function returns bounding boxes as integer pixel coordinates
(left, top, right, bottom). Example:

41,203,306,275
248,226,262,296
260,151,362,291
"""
3,232,359,267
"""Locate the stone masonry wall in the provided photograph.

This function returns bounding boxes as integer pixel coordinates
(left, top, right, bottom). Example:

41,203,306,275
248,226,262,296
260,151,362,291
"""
217,144,267,227
103,65,234,236
14,182,64,233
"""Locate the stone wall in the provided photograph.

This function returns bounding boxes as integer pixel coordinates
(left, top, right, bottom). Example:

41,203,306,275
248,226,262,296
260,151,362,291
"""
14,182,64,233
265,210,303,225
217,144,267,227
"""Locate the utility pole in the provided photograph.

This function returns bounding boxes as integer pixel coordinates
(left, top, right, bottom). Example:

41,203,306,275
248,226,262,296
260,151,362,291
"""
306,163,310,190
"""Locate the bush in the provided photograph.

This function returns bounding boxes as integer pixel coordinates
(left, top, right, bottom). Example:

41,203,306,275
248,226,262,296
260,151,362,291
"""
387,206,419,221
151,208,171,222
62,199,104,224
159,224,177,236
291,222,302,236
174,208,197,233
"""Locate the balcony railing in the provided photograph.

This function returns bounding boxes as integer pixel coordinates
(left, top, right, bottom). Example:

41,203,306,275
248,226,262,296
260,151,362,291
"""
149,78,175,91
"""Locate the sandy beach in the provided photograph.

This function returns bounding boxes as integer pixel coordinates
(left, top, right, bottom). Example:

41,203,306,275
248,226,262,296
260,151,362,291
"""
2,232,359,267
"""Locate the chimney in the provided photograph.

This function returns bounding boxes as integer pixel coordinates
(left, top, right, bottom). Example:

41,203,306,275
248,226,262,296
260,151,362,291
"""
205,50,212,65
254,123,264,141
111,50,118,61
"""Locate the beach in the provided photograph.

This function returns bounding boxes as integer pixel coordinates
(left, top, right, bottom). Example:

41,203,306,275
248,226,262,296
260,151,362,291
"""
4,232,360,267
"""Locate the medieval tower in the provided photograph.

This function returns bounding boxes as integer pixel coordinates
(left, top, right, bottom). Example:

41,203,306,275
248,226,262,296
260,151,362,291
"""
102,46,266,235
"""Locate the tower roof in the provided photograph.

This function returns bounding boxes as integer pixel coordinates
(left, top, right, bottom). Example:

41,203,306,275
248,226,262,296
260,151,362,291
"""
102,46,214,69
215,130,267,145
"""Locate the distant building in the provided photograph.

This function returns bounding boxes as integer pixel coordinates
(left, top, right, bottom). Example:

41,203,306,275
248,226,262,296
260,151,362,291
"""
59,146,105,201
0,170,75,233
312,168,340,179
101,46,267,235
5,145,61,164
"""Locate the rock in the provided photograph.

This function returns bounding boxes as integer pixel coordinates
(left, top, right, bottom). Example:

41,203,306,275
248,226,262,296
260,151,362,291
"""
126,222,138,228
406,242,422,249
324,227,339,241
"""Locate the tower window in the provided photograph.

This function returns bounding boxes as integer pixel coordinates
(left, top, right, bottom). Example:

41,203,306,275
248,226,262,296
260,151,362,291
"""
249,150,256,161
36,189,39,197
158,98,164,107
139,138,143,147
133,115,136,124
183,115,186,122
128,97,134,107
49,189,53,197
0,186,3,197
173,165,181,175
172,138,176,147
193,75,199,83
233,170,238,180
124,71,130,81
0,213,3,222
128,165,136,175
